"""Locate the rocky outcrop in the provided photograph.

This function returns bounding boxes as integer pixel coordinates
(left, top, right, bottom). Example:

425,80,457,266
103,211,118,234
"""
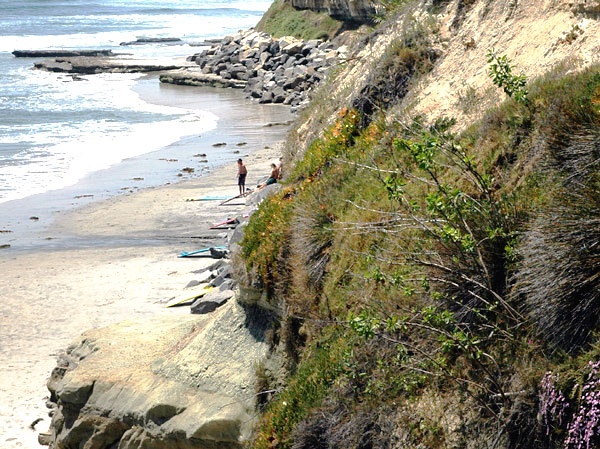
160,29,348,107
159,71,247,88
286,0,382,22
44,300,275,449
12,49,115,58
120,37,183,46
33,57,191,74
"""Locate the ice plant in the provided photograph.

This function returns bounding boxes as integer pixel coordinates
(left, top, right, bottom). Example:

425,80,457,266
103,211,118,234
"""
540,371,569,435
565,361,600,449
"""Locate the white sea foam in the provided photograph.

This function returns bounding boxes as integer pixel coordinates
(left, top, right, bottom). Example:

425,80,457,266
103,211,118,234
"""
0,113,217,204
0,14,260,54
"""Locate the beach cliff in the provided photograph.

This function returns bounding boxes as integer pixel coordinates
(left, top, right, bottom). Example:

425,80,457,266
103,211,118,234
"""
42,0,600,448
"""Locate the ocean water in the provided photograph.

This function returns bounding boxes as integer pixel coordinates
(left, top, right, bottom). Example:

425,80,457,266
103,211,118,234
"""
0,0,271,204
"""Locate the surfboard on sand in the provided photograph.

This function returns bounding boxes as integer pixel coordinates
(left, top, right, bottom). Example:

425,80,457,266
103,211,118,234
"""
164,285,213,308
178,246,227,258
219,189,255,206
185,196,229,202
209,217,239,229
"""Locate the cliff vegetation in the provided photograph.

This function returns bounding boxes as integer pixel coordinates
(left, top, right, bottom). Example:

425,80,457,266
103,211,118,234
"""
256,0,345,40
236,0,600,447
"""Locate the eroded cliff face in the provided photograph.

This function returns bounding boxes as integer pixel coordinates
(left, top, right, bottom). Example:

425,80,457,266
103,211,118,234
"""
289,0,600,154
285,0,382,22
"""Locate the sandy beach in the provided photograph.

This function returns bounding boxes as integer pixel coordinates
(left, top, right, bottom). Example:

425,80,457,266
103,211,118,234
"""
0,80,291,448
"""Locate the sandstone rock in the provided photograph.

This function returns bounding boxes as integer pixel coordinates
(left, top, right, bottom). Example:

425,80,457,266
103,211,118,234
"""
46,302,274,449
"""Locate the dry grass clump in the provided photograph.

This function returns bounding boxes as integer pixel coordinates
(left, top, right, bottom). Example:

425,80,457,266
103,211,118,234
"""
292,400,395,449
352,25,439,127
514,183,600,353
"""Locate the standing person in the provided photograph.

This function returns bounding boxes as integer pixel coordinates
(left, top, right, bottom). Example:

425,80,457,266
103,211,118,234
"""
276,157,283,180
237,158,247,195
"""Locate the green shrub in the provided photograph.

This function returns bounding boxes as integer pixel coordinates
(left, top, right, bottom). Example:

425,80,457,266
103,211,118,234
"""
487,49,529,105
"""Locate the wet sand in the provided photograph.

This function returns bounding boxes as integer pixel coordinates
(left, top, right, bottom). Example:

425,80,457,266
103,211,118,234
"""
0,79,291,448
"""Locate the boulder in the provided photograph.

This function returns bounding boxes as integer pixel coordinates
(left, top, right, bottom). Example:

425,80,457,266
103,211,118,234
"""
268,41,280,55
283,66,295,79
283,74,306,90
282,42,305,56
259,91,274,103
203,259,228,273
218,264,233,279
218,279,235,292
210,247,228,259
190,289,234,314
258,51,271,65
272,87,286,103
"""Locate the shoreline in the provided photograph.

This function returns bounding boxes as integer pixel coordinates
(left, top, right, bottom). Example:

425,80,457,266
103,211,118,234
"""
0,74,292,253
0,74,292,448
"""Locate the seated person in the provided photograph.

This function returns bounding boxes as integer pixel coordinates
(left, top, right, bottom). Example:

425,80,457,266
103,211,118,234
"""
258,163,279,189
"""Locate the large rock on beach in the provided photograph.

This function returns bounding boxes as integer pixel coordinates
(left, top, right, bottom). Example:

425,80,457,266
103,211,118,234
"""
44,300,274,449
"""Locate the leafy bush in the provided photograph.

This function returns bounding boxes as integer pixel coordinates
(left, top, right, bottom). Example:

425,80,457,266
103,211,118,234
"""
487,50,529,105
